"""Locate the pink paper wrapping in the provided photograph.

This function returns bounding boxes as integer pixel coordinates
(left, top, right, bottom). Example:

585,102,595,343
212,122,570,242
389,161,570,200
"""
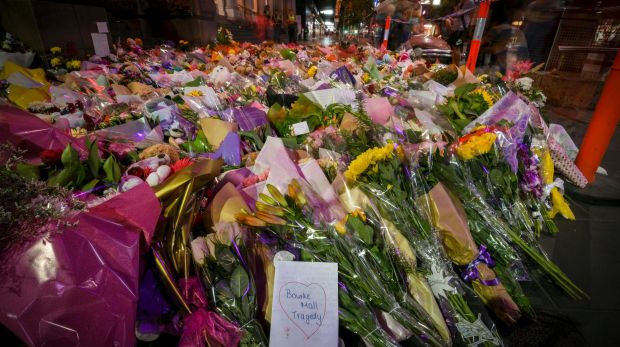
0,105,87,162
363,97,395,125
0,182,162,347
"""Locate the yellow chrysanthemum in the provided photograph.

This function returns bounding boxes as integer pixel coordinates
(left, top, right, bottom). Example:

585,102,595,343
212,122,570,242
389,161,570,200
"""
66,60,81,71
70,127,87,138
186,89,204,97
361,72,370,83
50,57,62,67
50,46,61,54
344,144,394,181
307,65,317,78
456,132,497,160
473,88,494,107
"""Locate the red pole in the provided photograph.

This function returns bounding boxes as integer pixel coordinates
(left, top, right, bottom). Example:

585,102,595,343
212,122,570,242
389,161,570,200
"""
381,16,392,51
466,0,491,72
575,50,620,182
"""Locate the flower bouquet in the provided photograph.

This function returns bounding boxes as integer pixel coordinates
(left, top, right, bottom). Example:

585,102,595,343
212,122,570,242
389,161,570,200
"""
192,222,268,346
427,135,587,300
238,181,448,346
342,143,502,345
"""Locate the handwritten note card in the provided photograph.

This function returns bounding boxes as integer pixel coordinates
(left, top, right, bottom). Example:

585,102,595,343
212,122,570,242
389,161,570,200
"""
96,21,109,33
270,261,338,346
91,33,110,57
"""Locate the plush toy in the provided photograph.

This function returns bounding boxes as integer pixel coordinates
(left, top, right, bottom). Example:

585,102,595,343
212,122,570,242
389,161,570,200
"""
209,66,231,87
139,143,180,163
122,153,173,190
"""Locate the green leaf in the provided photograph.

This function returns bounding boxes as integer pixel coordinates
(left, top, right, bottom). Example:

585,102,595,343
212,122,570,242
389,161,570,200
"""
454,83,477,98
15,163,40,180
489,168,504,187
216,246,237,272
347,216,374,245
230,265,250,298
184,76,205,87
215,279,234,301
289,94,322,120
102,156,121,183
61,144,79,168
180,130,211,154
82,178,99,191
280,48,296,61
75,165,87,187
86,137,101,177
48,166,78,187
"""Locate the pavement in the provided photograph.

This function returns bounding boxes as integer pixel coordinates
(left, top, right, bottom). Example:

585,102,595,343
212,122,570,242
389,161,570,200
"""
506,105,620,346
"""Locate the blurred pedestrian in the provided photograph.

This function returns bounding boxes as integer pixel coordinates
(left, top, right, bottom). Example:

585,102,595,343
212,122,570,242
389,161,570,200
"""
523,0,560,65
263,4,270,18
273,13,282,43
444,0,475,65
482,3,529,72
287,10,297,44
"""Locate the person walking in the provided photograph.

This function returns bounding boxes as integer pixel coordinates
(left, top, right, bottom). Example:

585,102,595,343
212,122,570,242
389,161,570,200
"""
262,4,271,41
444,0,475,65
287,10,297,44
523,0,560,65
273,13,282,43
481,3,529,73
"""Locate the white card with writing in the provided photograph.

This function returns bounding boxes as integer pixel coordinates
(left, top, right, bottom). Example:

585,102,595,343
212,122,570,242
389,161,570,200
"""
292,121,310,136
96,21,109,33
270,261,338,346
91,33,110,57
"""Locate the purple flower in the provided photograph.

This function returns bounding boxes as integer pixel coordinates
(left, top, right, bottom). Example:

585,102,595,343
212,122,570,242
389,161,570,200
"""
517,143,543,198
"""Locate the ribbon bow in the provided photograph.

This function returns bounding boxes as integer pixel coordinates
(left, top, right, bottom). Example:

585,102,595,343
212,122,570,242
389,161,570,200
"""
461,245,500,286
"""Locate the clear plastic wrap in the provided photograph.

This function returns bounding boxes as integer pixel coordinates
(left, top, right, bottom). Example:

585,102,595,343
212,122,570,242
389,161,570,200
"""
237,180,448,346
426,146,586,300
192,222,268,346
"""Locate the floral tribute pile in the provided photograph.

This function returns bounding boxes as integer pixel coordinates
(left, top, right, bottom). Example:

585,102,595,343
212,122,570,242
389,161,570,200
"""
0,31,589,347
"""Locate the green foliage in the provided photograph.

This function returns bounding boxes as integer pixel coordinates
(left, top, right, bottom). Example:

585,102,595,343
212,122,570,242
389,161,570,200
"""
436,83,490,133
230,265,250,298
432,67,458,86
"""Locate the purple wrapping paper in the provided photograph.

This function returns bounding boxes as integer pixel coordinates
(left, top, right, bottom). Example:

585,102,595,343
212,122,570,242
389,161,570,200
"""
0,182,162,347
210,106,268,132
329,66,356,86
201,132,241,166
0,105,87,162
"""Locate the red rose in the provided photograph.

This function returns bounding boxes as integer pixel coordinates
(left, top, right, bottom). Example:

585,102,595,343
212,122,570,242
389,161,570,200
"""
40,149,63,166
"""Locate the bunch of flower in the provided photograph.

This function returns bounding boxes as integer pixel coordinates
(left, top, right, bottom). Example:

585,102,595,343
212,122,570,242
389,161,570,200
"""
432,129,586,299
501,60,547,108
192,222,268,346
49,46,64,69
65,59,81,71
0,144,84,257
237,181,447,346
1,32,30,53
437,83,492,133
343,143,501,345
216,27,235,46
